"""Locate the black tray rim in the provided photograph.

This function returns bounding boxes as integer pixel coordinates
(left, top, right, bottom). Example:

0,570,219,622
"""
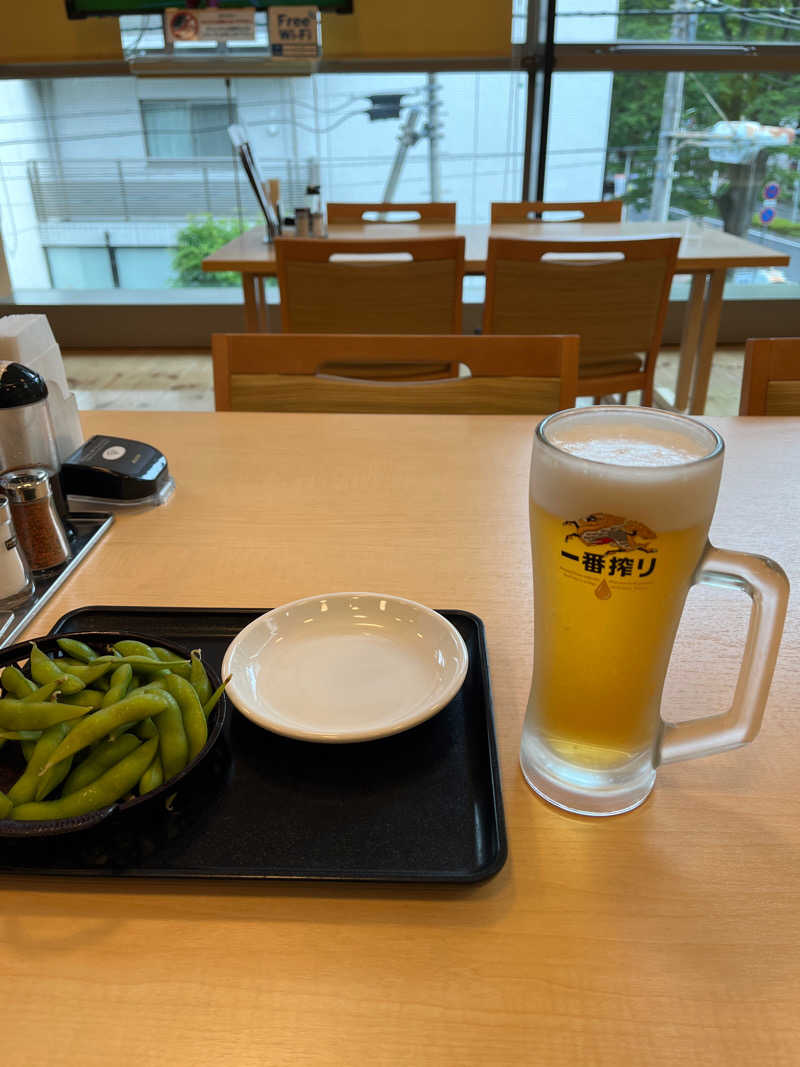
0,604,508,885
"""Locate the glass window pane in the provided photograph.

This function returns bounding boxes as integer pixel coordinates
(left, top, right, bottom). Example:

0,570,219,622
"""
192,103,235,157
46,247,114,289
115,247,174,288
544,69,800,295
556,0,800,44
142,101,193,159
0,71,526,295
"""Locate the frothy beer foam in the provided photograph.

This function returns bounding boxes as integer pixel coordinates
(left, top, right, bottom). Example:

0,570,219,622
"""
534,410,723,532
550,424,710,467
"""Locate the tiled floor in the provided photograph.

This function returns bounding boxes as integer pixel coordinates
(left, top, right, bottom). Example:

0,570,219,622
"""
62,346,746,416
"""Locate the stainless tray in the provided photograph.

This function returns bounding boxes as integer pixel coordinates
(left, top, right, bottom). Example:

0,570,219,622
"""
0,513,113,648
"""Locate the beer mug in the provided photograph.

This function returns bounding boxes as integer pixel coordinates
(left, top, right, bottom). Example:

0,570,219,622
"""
520,407,789,816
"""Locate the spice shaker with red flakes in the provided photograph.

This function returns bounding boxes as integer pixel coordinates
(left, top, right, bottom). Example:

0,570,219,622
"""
0,468,70,575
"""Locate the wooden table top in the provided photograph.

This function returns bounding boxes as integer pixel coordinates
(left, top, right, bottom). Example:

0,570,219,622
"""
4,411,799,1066
202,220,791,276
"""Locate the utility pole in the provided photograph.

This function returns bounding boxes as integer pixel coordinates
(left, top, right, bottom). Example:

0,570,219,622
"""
650,0,697,220
425,73,442,202
381,108,422,203
380,76,442,204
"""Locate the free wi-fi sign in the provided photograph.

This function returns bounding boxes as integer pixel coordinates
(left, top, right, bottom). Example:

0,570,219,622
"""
269,5,321,57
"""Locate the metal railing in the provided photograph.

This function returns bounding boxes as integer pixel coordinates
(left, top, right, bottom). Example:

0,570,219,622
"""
27,157,309,223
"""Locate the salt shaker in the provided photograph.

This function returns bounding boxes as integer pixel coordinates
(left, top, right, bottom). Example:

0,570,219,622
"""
0,494,33,608
0,468,71,574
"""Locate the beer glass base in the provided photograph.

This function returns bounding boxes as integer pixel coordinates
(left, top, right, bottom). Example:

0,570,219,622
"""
519,737,656,817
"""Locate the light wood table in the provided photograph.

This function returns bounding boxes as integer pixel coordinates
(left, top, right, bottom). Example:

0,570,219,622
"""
4,410,799,1066
203,221,789,415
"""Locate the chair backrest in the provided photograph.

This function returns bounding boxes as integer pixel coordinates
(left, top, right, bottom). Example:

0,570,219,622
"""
483,235,679,368
326,202,456,225
491,200,624,224
274,235,465,334
212,333,580,415
740,337,800,415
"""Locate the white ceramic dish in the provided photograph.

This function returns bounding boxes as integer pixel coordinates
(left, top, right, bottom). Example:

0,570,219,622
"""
222,592,469,743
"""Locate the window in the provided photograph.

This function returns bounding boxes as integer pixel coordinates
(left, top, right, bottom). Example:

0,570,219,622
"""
0,72,525,294
555,0,800,44
43,245,174,289
115,247,175,288
141,100,234,159
45,247,114,289
538,2,800,299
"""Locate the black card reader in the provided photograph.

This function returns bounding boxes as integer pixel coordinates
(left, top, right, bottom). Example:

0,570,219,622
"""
61,435,174,506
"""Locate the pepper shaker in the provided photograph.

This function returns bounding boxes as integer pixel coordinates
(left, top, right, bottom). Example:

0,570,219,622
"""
0,494,33,608
0,468,71,574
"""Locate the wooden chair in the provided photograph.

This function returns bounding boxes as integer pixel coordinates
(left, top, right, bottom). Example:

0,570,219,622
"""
739,338,800,414
212,333,580,415
483,235,679,404
491,200,623,224
274,235,464,336
326,202,456,225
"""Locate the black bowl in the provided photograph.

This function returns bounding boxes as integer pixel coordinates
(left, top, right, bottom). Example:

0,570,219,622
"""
0,631,228,837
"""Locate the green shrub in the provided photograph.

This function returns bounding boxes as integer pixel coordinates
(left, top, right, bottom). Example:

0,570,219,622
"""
171,214,250,287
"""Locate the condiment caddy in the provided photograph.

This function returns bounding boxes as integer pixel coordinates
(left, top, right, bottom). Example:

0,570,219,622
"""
0,513,113,647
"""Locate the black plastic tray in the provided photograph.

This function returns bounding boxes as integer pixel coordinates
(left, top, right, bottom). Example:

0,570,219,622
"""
0,606,507,884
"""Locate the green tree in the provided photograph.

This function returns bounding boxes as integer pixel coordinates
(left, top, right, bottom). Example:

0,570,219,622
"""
171,214,250,287
606,0,800,226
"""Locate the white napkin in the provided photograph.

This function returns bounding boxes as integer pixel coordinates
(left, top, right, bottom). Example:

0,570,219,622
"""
0,315,83,462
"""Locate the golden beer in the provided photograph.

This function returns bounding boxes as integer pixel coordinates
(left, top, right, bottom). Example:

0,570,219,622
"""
530,505,708,764
520,407,725,815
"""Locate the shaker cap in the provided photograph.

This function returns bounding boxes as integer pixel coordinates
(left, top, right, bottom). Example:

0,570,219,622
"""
0,467,53,503
0,362,48,408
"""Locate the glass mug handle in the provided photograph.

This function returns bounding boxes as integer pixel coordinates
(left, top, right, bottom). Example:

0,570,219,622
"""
658,544,789,765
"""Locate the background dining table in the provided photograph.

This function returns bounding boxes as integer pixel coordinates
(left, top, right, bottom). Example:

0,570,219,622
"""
203,219,791,417
3,409,799,1066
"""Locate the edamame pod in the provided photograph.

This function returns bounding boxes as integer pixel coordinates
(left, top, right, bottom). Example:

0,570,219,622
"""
34,754,74,803
101,663,133,708
61,690,104,709
62,733,141,795
7,721,72,805
11,737,158,821
21,740,36,761
23,679,65,703
0,791,11,819
56,638,97,663
113,640,158,659
0,729,43,741
0,699,87,731
152,647,175,663
29,644,84,695
203,676,230,718
134,716,158,740
155,693,188,780
1,666,36,698
64,660,116,687
189,652,212,706
139,754,163,795
93,655,190,676
165,673,207,762
39,691,170,773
